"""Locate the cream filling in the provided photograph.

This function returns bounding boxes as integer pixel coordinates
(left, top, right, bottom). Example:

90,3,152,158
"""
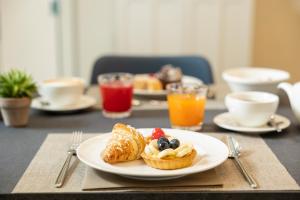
145,141,193,159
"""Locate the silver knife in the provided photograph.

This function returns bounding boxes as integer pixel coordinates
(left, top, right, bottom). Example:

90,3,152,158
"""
227,136,258,189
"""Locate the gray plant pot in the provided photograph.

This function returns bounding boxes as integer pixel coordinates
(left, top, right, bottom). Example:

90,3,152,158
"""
0,97,31,127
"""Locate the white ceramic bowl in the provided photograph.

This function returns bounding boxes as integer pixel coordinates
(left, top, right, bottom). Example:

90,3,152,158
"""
223,67,290,93
225,91,279,127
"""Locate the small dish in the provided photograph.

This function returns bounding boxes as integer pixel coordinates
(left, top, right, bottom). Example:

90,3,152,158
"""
213,112,290,134
31,95,96,112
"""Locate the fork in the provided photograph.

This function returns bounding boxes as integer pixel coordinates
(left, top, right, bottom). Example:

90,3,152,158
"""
55,131,82,188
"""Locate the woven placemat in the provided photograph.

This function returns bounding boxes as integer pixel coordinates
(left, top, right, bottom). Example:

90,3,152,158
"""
13,133,299,193
82,167,222,191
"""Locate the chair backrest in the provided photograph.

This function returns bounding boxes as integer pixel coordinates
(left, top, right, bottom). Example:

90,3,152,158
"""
90,55,214,85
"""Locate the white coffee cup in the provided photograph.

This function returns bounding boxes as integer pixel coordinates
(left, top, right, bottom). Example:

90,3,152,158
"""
39,77,85,107
225,91,279,127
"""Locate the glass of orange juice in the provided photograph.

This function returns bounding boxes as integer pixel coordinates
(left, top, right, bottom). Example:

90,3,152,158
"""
167,83,207,131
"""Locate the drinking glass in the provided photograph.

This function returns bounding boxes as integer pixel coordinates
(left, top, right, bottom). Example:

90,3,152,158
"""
167,83,208,131
98,73,133,118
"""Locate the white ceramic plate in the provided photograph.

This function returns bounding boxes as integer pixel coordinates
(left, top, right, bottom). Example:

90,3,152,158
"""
77,128,229,180
31,95,97,112
134,75,203,96
213,112,291,134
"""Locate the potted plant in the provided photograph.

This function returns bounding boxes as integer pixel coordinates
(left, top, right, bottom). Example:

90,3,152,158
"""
0,69,37,127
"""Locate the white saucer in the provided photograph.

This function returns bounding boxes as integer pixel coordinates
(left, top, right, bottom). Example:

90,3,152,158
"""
213,112,291,134
31,95,97,112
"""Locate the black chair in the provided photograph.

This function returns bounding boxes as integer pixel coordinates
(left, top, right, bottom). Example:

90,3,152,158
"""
90,55,214,85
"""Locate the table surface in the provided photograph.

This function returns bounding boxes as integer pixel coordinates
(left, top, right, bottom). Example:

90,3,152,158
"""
0,105,300,198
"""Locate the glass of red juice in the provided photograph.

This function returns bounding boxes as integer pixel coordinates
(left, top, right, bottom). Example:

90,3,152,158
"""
98,73,133,118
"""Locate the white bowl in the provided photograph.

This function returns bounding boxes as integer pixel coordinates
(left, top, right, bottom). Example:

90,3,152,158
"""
223,67,290,93
225,91,279,127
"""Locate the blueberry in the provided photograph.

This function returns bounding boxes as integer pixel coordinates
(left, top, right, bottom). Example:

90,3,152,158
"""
169,139,180,149
158,141,170,151
157,137,169,145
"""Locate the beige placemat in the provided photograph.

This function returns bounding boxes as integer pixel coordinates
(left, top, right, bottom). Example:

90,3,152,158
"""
82,167,221,191
13,133,300,193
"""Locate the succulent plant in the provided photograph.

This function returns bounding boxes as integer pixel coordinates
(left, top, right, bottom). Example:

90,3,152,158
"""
0,69,37,98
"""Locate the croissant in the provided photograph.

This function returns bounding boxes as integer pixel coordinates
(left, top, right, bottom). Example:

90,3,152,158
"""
102,123,146,164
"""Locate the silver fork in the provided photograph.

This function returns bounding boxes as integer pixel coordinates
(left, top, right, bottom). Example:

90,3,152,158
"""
55,131,82,188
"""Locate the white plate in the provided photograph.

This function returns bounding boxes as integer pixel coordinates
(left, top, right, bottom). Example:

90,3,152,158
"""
213,112,291,134
77,128,228,180
134,75,203,96
31,95,97,112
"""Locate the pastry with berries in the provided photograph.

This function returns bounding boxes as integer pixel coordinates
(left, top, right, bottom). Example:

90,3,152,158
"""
141,128,196,170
